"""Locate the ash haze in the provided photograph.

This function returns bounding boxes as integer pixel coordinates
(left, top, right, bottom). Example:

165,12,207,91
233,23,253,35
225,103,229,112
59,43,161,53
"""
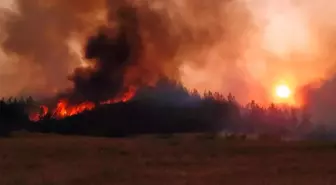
0,0,336,121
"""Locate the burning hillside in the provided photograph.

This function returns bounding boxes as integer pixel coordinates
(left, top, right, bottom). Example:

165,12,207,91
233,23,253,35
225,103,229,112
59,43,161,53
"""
5,0,250,123
29,86,136,121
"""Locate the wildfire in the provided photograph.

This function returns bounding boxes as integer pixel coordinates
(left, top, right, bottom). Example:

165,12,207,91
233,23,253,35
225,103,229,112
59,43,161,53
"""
101,86,137,104
29,86,137,121
52,100,95,119
29,105,49,122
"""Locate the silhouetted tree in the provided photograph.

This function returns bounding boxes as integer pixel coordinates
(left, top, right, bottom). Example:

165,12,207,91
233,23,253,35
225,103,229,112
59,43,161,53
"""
0,97,33,136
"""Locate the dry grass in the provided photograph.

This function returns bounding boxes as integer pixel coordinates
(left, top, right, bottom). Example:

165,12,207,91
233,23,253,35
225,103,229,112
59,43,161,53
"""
1,133,336,185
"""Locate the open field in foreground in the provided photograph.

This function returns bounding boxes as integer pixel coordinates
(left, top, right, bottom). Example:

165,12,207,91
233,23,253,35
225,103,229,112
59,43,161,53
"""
1,133,336,185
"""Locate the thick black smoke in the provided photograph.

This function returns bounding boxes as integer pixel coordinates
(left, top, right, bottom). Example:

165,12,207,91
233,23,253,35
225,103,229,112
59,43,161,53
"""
1,0,254,102
69,6,140,102
69,0,255,102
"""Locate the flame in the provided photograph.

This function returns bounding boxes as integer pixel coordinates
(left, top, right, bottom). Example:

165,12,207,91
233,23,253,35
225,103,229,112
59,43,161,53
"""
52,100,95,119
29,86,137,121
29,105,49,122
101,86,136,104
40,105,49,116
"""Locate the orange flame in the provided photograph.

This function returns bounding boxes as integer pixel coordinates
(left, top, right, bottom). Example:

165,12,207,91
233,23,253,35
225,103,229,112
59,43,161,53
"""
40,105,49,116
101,86,137,104
29,86,137,121
52,100,95,119
29,105,49,122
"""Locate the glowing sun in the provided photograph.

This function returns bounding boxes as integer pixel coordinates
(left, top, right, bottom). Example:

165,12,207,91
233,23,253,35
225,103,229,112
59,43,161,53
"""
275,84,291,99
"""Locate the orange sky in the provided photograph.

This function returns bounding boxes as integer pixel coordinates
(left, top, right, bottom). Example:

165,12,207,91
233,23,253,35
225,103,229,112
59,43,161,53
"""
180,0,336,106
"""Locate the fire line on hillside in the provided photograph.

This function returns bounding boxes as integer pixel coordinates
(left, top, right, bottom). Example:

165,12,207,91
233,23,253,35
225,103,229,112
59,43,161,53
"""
29,86,137,122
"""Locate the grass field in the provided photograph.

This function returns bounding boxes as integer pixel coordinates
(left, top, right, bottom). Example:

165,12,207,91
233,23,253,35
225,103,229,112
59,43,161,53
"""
1,133,336,185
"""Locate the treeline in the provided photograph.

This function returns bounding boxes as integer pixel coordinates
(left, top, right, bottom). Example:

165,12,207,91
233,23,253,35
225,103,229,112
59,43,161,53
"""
0,86,313,138
0,97,36,136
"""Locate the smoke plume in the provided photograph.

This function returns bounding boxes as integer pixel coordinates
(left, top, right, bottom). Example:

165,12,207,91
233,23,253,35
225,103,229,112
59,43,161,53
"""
288,1,336,125
2,0,336,132
3,0,336,113
0,0,255,102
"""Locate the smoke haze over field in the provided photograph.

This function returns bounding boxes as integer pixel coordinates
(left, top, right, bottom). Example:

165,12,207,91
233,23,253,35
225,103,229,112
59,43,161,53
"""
1,0,336,123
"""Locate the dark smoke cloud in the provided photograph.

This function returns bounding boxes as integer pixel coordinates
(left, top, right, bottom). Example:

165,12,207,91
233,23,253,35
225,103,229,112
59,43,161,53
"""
1,0,255,102
70,0,255,102
69,6,139,102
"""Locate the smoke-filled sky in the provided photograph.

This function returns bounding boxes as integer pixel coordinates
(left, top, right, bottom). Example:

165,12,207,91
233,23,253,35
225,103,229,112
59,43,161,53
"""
1,0,336,119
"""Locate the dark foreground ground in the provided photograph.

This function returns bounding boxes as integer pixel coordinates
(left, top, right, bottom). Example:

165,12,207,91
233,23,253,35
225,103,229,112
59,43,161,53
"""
1,133,336,185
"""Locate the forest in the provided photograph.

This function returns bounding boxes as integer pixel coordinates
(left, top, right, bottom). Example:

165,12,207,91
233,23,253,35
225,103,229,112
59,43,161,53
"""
1,81,325,140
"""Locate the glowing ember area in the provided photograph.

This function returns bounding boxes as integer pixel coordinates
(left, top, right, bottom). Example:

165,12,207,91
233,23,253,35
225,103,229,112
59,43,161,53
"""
29,87,137,121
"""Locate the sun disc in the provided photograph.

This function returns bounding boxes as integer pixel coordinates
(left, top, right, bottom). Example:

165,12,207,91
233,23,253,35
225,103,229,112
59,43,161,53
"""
275,84,291,98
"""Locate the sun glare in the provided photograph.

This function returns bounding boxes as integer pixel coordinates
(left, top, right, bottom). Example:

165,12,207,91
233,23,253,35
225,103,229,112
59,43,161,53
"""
275,84,291,99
